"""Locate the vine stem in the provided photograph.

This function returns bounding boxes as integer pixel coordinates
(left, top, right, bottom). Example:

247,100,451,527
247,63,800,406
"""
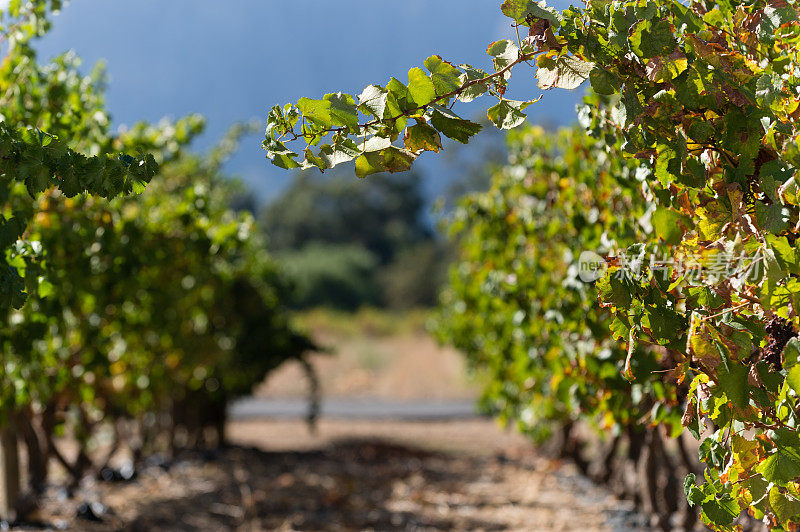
699,301,752,322
282,50,539,144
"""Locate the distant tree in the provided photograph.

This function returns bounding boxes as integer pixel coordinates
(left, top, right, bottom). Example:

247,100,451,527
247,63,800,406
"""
261,169,452,309
261,169,430,265
277,243,380,310
378,241,452,309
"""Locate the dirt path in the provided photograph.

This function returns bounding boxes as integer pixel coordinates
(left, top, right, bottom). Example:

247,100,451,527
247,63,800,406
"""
256,310,479,401
28,419,644,531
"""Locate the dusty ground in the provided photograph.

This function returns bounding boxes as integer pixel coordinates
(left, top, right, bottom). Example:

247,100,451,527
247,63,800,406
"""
25,419,645,531
255,310,480,400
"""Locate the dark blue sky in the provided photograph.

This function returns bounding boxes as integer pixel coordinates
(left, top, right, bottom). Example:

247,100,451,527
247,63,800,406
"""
36,0,582,202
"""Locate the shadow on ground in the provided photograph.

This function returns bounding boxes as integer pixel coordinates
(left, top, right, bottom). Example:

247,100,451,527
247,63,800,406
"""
31,440,514,531
125,441,505,531
25,420,645,531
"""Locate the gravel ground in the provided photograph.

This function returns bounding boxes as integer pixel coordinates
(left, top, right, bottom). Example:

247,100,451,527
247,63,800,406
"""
22,419,646,531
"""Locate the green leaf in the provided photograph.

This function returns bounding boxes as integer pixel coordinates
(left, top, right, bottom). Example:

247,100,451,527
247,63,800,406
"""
620,87,643,128
430,107,482,143
686,118,715,144
386,77,413,112
424,56,462,96
784,337,800,368
407,67,437,107
722,110,761,169
487,100,530,130
652,207,687,245
770,236,800,276
609,316,631,342
19,155,51,197
759,5,800,44
354,146,415,178
757,430,800,484
780,176,799,206
589,67,621,95
686,287,725,311
0,217,26,250
760,160,795,204
316,137,361,168
354,152,386,178
769,487,800,527
272,152,301,170
501,0,562,28
629,19,677,59
756,73,783,109
362,136,392,153
699,437,727,468
654,142,682,187
643,305,685,344
787,365,800,396
324,92,359,129
717,358,749,411
458,64,489,103
688,315,723,369
597,275,632,308
645,52,688,83
696,197,732,240
684,474,703,506
297,97,333,129
701,496,740,526
754,201,789,234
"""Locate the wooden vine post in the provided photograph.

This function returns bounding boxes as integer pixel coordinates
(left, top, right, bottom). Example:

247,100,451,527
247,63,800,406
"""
1,419,20,521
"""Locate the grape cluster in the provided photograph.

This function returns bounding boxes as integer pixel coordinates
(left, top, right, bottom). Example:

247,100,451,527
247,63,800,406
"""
762,316,798,370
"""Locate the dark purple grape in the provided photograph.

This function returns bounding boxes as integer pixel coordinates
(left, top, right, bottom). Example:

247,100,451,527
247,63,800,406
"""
760,316,798,370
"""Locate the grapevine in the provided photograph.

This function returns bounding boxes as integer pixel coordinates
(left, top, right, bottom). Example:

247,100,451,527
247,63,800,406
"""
0,2,314,520
267,0,800,528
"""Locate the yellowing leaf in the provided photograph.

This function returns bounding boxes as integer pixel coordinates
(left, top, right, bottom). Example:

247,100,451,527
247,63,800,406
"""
536,55,594,90
645,52,689,83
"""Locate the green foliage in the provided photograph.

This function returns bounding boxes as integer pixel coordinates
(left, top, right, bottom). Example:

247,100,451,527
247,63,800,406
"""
263,48,532,173
571,2,800,527
277,243,380,310
0,3,310,502
0,0,63,47
269,0,800,528
17,140,309,421
0,6,159,309
435,124,678,441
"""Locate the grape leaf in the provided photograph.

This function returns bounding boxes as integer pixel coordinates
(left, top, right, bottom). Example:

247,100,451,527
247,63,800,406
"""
501,0,562,28
404,122,442,153
487,100,531,130
358,85,389,120
407,67,437,107
430,107,482,143
536,55,593,90
424,55,462,96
